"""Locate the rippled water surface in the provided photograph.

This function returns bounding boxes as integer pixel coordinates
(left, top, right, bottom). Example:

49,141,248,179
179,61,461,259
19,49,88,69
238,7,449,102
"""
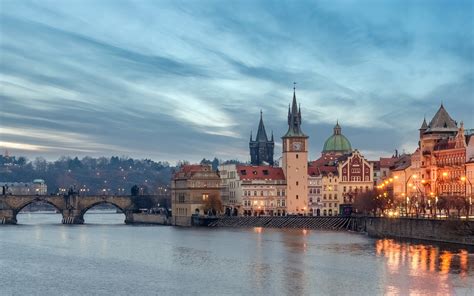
1,212,473,295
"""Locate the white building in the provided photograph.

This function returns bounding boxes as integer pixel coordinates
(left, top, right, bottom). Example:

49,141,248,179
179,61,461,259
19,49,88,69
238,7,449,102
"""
1,179,47,195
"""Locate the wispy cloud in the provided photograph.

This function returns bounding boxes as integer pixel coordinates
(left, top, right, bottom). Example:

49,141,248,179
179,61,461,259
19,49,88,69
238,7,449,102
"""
0,0,473,163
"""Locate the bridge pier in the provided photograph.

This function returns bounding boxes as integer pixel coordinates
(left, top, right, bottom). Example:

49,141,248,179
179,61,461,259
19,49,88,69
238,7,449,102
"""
0,209,17,224
61,209,85,224
124,211,134,224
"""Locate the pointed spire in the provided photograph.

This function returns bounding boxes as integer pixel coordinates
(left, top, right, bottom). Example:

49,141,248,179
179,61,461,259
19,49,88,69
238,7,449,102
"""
420,117,428,130
250,131,253,141
334,121,342,135
256,110,269,142
271,130,274,141
283,84,307,138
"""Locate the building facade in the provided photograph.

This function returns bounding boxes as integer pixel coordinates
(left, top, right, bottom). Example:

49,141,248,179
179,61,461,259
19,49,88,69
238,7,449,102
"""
385,104,474,216
171,164,221,226
1,179,47,195
218,164,243,214
239,165,287,216
391,105,472,197
308,123,374,216
249,111,274,166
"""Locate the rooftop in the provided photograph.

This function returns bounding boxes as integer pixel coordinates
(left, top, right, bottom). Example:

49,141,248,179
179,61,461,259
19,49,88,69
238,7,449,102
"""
236,165,285,180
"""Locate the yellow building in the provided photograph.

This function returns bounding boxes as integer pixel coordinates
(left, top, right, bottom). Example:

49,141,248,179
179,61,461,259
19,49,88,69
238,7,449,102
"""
171,164,221,226
282,88,309,215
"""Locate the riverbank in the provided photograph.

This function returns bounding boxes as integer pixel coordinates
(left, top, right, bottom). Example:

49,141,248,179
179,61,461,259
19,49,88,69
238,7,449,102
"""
204,216,474,246
362,216,474,246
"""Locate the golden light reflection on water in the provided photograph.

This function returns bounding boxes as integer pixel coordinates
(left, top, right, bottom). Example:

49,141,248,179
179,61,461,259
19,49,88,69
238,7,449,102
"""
376,239,472,294
376,239,472,275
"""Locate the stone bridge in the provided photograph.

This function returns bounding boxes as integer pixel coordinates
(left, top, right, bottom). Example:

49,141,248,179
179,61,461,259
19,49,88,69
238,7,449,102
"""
0,195,154,224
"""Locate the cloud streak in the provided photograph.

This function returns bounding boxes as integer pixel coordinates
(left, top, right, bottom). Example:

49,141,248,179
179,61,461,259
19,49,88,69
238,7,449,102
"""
0,0,473,163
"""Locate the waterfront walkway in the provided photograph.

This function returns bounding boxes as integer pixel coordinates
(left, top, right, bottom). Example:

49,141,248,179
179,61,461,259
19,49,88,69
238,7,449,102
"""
208,216,359,231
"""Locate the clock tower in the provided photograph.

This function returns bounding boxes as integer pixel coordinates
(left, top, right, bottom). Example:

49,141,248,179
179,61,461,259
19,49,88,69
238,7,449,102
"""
282,86,309,215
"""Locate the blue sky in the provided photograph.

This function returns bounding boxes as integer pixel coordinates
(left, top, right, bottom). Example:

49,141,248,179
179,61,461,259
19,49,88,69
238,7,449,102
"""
1,0,473,164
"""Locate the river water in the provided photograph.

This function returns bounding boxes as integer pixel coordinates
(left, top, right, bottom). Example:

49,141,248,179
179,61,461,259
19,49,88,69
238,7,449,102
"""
1,212,473,296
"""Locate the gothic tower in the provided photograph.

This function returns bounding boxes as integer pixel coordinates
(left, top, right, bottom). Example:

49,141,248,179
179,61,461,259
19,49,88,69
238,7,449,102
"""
249,111,275,165
282,86,309,215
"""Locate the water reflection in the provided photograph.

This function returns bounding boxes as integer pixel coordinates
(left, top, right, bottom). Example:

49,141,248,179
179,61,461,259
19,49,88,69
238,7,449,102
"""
2,214,474,295
375,239,473,295
376,239,470,276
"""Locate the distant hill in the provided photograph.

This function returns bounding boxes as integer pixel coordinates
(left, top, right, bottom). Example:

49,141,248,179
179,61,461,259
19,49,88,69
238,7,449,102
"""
0,155,173,195
0,155,247,195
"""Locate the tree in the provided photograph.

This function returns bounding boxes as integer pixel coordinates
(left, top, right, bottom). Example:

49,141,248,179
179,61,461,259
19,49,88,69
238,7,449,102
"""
33,157,48,172
452,196,466,217
211,157,219,170
131,185,140,196
353,190,379,216
17,156,27,166
203,194,223,216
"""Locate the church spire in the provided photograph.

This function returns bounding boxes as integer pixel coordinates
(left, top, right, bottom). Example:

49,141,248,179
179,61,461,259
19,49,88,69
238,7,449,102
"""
334,121,342,135
256,110,269,142
283,83,307,138
420,117,428,130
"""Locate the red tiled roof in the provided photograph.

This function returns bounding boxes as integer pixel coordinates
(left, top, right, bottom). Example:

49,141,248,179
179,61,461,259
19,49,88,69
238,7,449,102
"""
307,164,338,176
174,164,211,178
379,157,398,168
236,165,285,180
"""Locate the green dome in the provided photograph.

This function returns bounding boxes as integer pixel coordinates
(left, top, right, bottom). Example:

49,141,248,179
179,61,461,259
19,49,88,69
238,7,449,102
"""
322,122,352,153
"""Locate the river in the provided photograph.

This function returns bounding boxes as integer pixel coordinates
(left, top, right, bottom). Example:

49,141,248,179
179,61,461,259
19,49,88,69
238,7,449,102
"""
0,212,473,295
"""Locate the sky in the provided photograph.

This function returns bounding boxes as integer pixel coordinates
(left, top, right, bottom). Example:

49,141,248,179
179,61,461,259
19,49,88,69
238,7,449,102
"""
1,0,473,164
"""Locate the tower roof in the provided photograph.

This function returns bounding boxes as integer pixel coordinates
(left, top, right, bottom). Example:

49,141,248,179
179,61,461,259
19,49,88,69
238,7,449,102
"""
283,85,307,138
255,110,269,142
323,122,352,153
420,117,428,130
426,104,457,133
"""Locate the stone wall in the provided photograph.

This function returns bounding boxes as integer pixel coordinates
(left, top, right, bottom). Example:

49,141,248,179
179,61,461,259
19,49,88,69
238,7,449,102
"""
131,213,169,225
362,217,474,246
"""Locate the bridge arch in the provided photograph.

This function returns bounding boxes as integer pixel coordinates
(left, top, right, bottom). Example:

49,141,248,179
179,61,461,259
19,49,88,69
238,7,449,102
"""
78,201,127,224
13,199,64,224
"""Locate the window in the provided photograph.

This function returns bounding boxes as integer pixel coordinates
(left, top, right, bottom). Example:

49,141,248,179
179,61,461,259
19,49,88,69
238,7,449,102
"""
202,194,209,201
296,154,299,159
296,181,299,186
296,195,299,199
